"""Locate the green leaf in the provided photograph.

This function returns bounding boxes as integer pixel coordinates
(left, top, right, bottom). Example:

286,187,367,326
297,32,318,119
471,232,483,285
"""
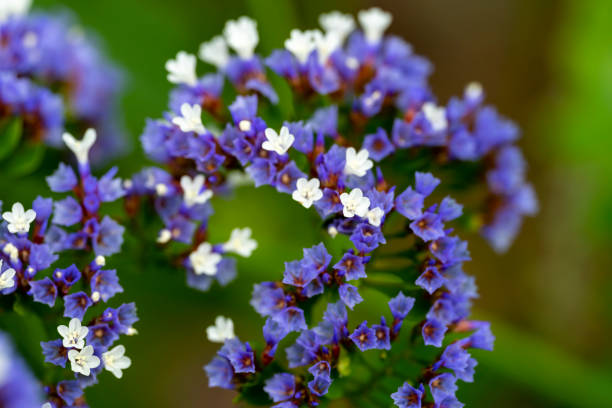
0,117,23,161
3,141,45,177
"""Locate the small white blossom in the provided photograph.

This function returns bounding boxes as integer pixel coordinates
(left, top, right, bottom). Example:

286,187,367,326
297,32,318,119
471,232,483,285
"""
223,16,259,59
57,318,89,350
328,226,338,238
2,243,19,263
0,0,31,22
165,51,197,86
2,202,36,234
199,35,230,69
238,119,252,132
68,345,100,376
319,11,355,43
422,102,448,133
189,242,222,276
367,207,384,227
206,316,235,343
172,103,206,134
155,183,168,196
62,128,96,165
180,175,213,207
157,229,172,244
94,255,106,267
292,178,323,209
344,147,373,177
223,227,257,257
465,81,483,100
340,188,370,218
313,30,342,64
262,126,294,155
226,170,254,188
358,7,392,44
126,327,138,336
285,29,317,64
42,403,53,408
102,345,131,379
91,291,101,302
0,261,16,291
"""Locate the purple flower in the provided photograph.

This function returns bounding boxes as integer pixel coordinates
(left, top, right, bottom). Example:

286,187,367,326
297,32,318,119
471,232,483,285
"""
350,223,386,253
395,186,424,220
339,283,363,310
92,216,124,256
28,277,57,306
308,361,331,378
415,172,440,196
220,338,255,374
438,197,463,222
204,356,234,389
333,252,367,281
415,266,446,295
46,163,77,192
41,339,67,367
86,323,119,348
91,269,123,302
283,260,318,288
350,321,375,351
273,306,307,333
429,373,458,404
363,128,394,161
422,319,447,347
391,382,424,408
264,373,295,403
302,243,332,273
372,318,391,350
388,291,416,321
52,197,82,226
57,380,83,405
52,264,81,288
63,291,92,320
410,211,445,242
308,374,332,397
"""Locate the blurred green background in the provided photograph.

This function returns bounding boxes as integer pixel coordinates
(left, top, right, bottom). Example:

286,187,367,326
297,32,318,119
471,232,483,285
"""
4,0,612,406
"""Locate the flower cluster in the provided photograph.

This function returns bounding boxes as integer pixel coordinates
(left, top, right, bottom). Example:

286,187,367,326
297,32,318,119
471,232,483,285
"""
133,7,534,407
0,1,124,160
1,129,136,407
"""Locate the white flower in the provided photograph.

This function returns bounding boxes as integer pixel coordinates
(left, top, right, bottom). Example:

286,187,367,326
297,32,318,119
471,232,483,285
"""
262,126,294,155
292,178,323,209
91,291,101,302
313,30,342,64
157,229,172,244
367,207,384,227
319,11,355,43
199,35,230,69
358,7,392,44
102,345,131,379
68,345,100,376
42,403,53,408
206,316,235,343
344,147,373,177
94,255,106,267
57,318,89,350
2,202,36,234
422,102,448,132
2,243,18,263
465,81,483,100
223,227,257,257
327,226,338,238
0,0,31,22
62,128,96,165
172,103,206,134
165,51,197,86
284,29,317,64
238,120,252,132
223,16,259,59
189,242,222,276
0,261,16,291
226,170,254,188
180,174,213,207
340,188,370,218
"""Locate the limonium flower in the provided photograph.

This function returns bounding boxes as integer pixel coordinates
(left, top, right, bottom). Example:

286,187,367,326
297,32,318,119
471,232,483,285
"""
1,128,137,406
136,6,534,407
0,5,124,160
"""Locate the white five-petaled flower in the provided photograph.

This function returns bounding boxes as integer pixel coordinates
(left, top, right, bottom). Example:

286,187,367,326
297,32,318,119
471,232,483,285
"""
102,345,132,379
62,128,96,165
206,316,235,343
262,126,295,155
2,202,36,234
172,103,206,134
312,30,342,64
199,35,230,69
223,16,259,59
165,51,197,86
180,175,213,207
284,29,317,64
0,260,16,291
57,318,89,350
2,243,18,263
319,11,355,44
358,7,392,44
422,102,448,133
189,242,222,276
68,345,100,376
223,227,257,257
340,188,371,218
367,207,385,227
344,147,373,177
0,0,31,22
292,178,323,209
